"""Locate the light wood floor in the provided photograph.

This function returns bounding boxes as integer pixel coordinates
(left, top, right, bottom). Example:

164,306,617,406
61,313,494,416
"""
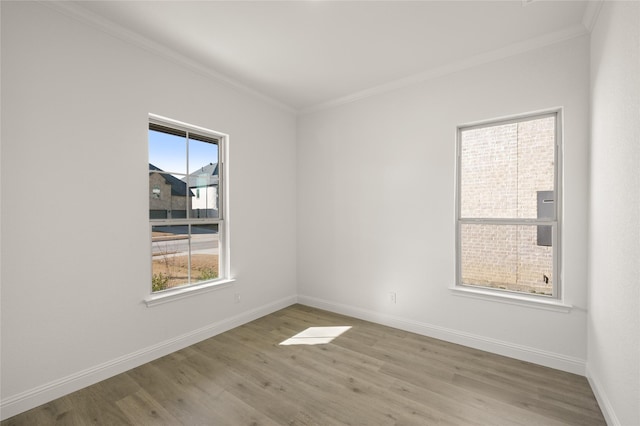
3,304,605,425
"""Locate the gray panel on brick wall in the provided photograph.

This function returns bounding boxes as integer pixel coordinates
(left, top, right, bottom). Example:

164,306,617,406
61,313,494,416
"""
537,190,554,246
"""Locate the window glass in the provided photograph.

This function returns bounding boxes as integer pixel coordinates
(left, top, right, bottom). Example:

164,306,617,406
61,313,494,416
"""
149,129,186,175
187,137,219,218
460,224,553,295
149,119,224,293
152,225,190,291
457,112,559,298
190,224,219,283
460,116,555,219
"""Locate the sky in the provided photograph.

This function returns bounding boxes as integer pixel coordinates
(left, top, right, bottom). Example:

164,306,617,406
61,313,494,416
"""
148,129,219,177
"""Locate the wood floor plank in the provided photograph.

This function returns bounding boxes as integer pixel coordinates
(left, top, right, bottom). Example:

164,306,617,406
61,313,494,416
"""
2,304,606,426
220,319,546,426
162,349,280,425
385,330,593,397
115,389,181,425
370,334,601,419
1,399,75,426
205,333,396,425
207,323,434,424
377,359,562,426
125,362,225,425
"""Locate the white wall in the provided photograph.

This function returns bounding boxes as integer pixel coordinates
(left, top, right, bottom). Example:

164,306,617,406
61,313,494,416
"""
4,1,637,422
588,2,640,425
298,36,591,372
0,1,297,418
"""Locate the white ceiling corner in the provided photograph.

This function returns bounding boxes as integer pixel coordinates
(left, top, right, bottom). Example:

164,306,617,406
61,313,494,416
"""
44,1,296,114
48,1,591,114
301,22,588,115
582,0,605,32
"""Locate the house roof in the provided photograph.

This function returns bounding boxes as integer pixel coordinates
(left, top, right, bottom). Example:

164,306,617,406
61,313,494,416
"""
149,164,193,197
183,163,219,188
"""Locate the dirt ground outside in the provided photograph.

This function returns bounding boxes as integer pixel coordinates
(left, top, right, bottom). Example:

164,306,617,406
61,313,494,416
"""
152,254,219,290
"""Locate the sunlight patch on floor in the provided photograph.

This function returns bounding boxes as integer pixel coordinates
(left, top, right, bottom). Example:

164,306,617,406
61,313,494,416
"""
279,326,352,346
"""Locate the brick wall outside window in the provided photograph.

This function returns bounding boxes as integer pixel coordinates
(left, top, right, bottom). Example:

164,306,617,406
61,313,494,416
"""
460,116,555,295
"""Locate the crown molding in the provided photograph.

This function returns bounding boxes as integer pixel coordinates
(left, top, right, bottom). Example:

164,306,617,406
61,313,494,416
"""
41,1,296,115
39,1,592,117
582,0,604,32
300,23,588,115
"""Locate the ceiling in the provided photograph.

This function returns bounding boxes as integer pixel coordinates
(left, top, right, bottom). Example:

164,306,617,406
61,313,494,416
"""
67,1,593,112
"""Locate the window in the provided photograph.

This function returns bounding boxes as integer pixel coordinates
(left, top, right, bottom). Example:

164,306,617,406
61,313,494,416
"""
456,111,561,298
148,115,227,293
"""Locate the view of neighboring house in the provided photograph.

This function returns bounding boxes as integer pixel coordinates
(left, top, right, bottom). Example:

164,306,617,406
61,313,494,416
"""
183,162,219,219
148,163,193,219
148,163,219,220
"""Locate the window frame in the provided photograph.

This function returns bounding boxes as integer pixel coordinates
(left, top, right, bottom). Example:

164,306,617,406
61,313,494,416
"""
454,109,563,302
145,114,232,306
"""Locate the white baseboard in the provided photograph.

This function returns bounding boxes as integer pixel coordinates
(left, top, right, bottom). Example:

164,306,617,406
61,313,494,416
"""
298,295,586,375
586,367,620,426
0,295,297,421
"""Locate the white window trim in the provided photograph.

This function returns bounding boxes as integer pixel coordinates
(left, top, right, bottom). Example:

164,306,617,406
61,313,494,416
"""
450,285,572,313
145,278,235,307
454,109,563,304
145,113,232,307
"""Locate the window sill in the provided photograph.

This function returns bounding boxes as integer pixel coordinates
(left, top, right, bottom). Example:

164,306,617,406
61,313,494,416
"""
145,278,235,307
450,286,572,313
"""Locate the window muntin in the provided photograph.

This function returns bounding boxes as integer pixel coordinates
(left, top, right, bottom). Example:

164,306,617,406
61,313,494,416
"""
456,112,560,298
149,118,225,293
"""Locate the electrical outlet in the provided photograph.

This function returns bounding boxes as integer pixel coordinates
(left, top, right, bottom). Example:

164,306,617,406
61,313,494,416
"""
389,292,396,304
234,293,241,304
